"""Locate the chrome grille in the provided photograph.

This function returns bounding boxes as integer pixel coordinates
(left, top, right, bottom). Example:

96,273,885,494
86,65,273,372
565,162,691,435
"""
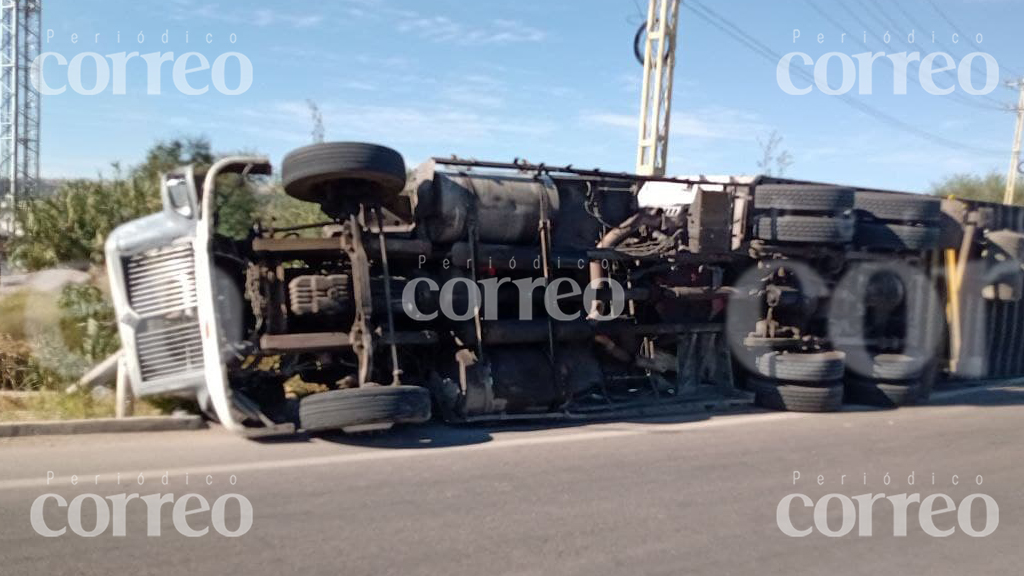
125,244,205,384
126,245,198,316
135,318,204,382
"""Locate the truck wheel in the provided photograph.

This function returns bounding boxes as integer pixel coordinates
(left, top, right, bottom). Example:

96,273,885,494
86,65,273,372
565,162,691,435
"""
750,377,843,412
754,215,854,244
853,191,941,223
855,222,939,251
754,184,855,213
299,386,431,433
282,142,407,205
916,364,936,404
986,230,1024,261
755,351,846,382
846,353,925,380
845,376,921,408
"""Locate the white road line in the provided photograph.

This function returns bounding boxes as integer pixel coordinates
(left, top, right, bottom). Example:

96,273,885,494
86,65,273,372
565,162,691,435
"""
1,384,1017,492
0,412,802,492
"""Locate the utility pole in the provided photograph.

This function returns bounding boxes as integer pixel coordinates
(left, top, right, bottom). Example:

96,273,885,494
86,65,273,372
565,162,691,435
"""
1003,78,1024,206
0,0,42,238
635,0,680,177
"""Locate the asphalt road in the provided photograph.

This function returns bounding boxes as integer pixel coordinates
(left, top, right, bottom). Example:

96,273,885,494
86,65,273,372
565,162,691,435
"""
0,384,1021,576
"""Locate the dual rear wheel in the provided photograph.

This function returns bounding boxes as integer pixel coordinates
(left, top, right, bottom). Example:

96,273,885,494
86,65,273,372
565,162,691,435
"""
748,350,932,412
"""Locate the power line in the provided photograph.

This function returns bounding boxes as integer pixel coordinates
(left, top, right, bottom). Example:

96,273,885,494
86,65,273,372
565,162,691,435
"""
843,0,1000,107
804,0,1008,112
853,0,896,42
890,0,1006,87
923,0,1023,79
683,0,1002,155
837,0,886,45
871,0,1007,108
632,0,645,19
862,0,1009,107
878,0,1004,101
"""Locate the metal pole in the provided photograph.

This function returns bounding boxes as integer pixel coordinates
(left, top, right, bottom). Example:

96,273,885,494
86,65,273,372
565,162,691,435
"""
115,356,135,418
373,208,401,386
635,0,680,177
1003,79,1024,205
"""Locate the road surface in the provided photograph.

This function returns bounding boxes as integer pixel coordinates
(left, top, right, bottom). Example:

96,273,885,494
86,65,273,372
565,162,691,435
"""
0,384,1021,576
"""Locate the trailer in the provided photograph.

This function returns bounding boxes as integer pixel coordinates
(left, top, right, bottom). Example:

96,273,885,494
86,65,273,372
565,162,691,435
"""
103,142,1024,434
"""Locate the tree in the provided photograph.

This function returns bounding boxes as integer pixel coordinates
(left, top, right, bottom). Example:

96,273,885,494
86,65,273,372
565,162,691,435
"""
9,136,259,268
131,136,262,240
9,172,160,269
931,172,1024,206
134,137,214,183
756,130,793,176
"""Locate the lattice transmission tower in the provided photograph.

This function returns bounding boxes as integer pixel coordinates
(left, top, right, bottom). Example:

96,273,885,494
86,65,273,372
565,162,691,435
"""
0,0,41,236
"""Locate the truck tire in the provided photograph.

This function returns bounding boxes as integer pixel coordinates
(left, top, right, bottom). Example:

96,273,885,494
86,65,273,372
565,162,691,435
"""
754,184,855,213
853,191,941,222
845,376,920,408
750,377,843,412
282,142,406,204
848,353,925,380
299,386,431,432
916,363,937,404
754,215,854,244
855,222,939,251
986,230,1024,261
755,351,846,382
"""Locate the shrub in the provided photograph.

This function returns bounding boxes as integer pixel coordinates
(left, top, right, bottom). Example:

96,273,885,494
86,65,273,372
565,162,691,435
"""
0,283,119,390
9,175,160,270
0,334,65,391
57,284,120,364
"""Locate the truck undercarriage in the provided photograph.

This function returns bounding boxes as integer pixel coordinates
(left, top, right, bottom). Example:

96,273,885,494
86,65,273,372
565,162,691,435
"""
104,142,1022,435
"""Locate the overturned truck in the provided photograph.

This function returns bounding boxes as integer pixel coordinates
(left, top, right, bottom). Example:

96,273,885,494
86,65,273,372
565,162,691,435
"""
104,142,1021,434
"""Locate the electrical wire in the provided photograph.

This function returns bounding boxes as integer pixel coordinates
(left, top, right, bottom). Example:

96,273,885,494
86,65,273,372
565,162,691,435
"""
804,0,1008,112
891,0,1017,86
861,0,1007,106
682,0,1003,156
922,0,1024,79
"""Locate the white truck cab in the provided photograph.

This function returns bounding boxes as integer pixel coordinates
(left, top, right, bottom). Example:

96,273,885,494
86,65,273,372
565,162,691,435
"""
105,157,271,431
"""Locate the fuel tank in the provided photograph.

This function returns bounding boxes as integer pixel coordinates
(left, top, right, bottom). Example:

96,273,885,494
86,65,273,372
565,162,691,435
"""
417,169,561,245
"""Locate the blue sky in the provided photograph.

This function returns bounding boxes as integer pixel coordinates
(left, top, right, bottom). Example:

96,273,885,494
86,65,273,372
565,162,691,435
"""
39,0,1024,192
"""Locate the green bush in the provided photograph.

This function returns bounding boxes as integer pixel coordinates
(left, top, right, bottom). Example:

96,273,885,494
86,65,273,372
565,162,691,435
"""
7,137,321,268
57,284,119,364
932,172,1024,205
0,283,120,390
9,175,160,270
257,188,329,235
0,335,65,391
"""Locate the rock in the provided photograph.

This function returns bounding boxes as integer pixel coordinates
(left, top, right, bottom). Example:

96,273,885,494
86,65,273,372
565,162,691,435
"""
0,267,91,296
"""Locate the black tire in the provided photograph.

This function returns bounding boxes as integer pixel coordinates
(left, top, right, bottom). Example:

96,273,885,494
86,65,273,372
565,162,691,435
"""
916,364,936,404
853,191,941,222
986,230,1024,261
750,377,844,412
755,351,846,382
754,215,854,244
754,184,855,212
852,353,925,380
855,222,939,251
299,386,431,432
845,377,920,408
282,142,406,204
